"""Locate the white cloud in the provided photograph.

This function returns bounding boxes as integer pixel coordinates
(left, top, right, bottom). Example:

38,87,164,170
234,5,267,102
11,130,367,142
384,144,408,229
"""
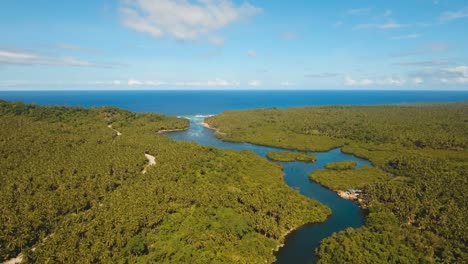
53,43,99,53
345,67,468,87
440,66,468,84
280,81,295,87
120,0,262,41
127,79,166,86
0,78,248,88
345,76,409,86
175,79,240,87
440,7,468,21
412,77,424,85
247,49,257,58
354,21,405,30
208,36,225,46
0,49,107,67
345,76,374,86
305,73,340,78
248,80,261,87
348,7,372,15
391,33,422,40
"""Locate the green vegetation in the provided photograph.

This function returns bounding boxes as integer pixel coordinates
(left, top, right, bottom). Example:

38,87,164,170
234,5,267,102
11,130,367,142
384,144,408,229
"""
0,100,330,263
266,151,317,162
206,103,468,263
325,161,356,170
310,165,392,191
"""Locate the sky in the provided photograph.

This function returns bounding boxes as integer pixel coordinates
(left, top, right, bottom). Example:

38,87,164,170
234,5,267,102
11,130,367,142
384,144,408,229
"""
0,0,468,90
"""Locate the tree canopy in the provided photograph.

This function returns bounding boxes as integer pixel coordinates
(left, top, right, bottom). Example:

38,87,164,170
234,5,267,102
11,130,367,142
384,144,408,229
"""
0,100,330,263
206,103,468,263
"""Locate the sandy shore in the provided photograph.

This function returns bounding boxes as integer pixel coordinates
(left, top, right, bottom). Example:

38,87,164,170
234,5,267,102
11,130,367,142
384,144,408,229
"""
200,121,226,135
337,190,359,200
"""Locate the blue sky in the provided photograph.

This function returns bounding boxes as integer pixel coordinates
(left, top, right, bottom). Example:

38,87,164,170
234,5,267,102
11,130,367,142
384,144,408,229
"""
1,0,468,90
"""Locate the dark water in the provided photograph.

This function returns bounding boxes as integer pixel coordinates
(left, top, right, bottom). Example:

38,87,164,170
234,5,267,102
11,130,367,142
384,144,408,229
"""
1,90,467,115
167,115,372,264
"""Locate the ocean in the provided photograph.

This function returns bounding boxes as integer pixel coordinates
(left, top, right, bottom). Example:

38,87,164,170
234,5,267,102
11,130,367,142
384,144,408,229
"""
1,90,467,115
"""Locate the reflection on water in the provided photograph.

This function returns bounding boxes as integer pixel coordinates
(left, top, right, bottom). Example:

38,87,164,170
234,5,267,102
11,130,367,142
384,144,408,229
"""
167,115,372,264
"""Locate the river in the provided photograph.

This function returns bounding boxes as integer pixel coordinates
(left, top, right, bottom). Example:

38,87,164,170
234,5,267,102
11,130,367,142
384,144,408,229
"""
166,115,372,264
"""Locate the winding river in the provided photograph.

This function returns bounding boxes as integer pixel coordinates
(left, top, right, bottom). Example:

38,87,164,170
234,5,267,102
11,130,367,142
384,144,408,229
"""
167,115,372,264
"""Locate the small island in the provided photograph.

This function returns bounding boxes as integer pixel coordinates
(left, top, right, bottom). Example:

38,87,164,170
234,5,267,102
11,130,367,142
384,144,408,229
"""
325,161,357,170
266,151,317,162
309,165,392,192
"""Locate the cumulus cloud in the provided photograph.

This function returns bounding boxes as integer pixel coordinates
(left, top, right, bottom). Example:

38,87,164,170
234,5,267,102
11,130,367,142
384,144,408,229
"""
0,49,108,67
439,66,468,84
127,79,166,86
248,80,261,87
126,78,240,87
344,76,375,86
440,6,468,21
175,79,240,87
119,0,262,42
344,76,422,87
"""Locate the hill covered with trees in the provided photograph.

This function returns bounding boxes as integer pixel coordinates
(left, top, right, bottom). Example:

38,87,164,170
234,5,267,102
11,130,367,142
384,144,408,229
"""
0,100,330,263
205,103,468,263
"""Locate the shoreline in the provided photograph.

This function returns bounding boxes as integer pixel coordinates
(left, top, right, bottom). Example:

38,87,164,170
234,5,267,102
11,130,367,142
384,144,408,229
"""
157,127,188,134
337,190,360,201
200,121,226,135
273,228,295,252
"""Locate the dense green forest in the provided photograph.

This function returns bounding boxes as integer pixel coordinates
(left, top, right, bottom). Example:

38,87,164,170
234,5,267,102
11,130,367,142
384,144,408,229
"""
205,103,468,263
325,161,357,170
266,151,317,162
310,165,392,191
0,100,330,263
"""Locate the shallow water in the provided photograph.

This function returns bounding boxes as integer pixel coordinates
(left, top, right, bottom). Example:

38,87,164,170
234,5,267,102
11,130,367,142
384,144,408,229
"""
167,115,372,264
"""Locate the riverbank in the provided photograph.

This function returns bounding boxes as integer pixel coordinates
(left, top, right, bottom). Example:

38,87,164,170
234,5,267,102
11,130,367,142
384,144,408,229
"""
200,121,226,135
157,128,188,134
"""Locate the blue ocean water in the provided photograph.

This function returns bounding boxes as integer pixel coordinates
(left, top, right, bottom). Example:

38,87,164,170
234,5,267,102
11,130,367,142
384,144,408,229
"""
0,90,467,115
